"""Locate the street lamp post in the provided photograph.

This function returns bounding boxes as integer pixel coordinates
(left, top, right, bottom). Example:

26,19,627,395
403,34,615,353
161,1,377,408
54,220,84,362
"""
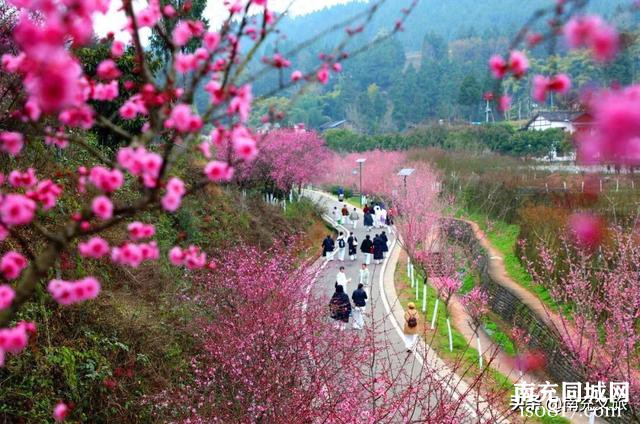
397,168,415,192
356,158,366,205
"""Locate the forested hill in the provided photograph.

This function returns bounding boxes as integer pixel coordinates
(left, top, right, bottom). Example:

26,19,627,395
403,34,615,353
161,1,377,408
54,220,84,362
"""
236,0,635,135
278,0,626,52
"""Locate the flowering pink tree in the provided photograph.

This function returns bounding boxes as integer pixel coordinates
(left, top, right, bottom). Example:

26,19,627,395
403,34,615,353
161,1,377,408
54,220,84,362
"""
319,149,407,196
525,228,640,411
489,1,640,416
237,128,331,194
461,286,489,368
150,242,514,423
0,0,421,413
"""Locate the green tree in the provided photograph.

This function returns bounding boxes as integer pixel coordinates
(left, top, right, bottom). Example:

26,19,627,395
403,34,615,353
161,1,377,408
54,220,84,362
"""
457,75,482,121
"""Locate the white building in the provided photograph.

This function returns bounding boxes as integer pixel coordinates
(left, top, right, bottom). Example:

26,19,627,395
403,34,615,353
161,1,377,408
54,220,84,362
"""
522,111,583,133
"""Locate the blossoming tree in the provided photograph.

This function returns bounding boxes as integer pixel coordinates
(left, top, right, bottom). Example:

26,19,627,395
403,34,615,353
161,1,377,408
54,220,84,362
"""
0,0,419,412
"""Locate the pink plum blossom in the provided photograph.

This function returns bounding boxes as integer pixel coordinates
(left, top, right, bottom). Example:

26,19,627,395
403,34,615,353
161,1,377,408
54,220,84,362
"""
96,59,121,80
53,402,69,422
92,196,113,220
0,252,28,280
204,161,234,182
0,285,15,310
78,237,110,258
9,168,37,188
48,277,101,305
111,41,125,58
0,194,36,226
568,212,604,249
127,222,155,240
0,132,24,156
564,15,619,62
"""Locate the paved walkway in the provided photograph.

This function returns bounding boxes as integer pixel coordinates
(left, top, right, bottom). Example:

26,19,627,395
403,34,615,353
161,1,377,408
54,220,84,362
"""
303,189,501,423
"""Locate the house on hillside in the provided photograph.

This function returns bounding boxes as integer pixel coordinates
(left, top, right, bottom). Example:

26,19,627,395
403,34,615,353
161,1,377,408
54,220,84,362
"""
521,111,592,133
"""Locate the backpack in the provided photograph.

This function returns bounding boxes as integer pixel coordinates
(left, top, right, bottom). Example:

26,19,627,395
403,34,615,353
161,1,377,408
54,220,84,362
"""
338,238,346,248
407,313,418,328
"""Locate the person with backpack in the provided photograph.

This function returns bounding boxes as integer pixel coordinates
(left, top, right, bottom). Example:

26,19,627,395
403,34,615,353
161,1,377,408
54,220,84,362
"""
336,232,347,261
360,235,373,265
349,207,359,229
347,232,358,261
403,302,420,352
329,284,351,330
322,235,335,263
351,283,368,330
337,187,344,202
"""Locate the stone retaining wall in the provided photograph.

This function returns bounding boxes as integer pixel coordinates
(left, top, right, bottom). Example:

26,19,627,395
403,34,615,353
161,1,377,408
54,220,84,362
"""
444,218,636,424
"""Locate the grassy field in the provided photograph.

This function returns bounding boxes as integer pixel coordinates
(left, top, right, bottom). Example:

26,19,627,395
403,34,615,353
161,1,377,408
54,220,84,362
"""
394,256,568,424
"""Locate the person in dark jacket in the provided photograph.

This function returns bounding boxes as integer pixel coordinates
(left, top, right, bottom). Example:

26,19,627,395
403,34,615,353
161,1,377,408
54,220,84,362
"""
373,234,385,264
347,232,358,261
351,283,368,329
363,211,374,231
329,284,351,330
360,235,373,265
380,231,389,258
322,235,335,262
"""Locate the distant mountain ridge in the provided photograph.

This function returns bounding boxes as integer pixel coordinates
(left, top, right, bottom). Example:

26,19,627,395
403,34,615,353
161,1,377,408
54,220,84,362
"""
276,0,626,51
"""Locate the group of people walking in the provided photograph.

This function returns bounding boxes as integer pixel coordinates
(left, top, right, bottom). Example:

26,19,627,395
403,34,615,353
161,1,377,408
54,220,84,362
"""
362,203,392,231
323,196,420,352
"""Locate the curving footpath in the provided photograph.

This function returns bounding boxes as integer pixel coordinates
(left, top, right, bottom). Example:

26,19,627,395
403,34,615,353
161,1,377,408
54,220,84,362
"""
302,189,501,423
448,218,601,424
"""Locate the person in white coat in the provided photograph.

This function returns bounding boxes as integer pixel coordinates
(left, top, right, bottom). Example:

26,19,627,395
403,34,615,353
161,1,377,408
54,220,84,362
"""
336,266,351,292
373,205,381,228
332,206,341,223
359,263,371,294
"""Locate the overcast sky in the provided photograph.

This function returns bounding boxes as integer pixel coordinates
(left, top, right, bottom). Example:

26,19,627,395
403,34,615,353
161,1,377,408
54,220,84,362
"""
96,0,361,41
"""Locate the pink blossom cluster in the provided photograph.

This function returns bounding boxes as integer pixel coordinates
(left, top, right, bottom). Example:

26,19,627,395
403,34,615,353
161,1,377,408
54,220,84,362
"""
564,15,619,62
489,50,529,79
532,74,571,103
89,166,124,192
92,81,119,101
168,246,207,269
47,277,101,306
0,251,28,280
164,104,202,133
237,129,330,192
0,321,36,367
0,193,36,226
78,237,110,258
0,132,24,156
577,85,640,166
111,241,159,267
116,146,163,188
8,168,37,188
162,177,185,212
568,212,604,249
0,284,16,310
29,180,63,210
127,222,155,240
461,287,489,326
